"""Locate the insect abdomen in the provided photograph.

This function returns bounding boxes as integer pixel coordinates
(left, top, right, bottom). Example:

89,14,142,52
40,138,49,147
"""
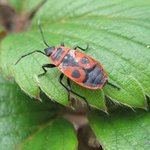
83,64,105,87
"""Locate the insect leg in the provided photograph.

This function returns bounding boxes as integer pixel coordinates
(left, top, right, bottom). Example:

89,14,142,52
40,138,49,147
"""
59,74,90,109
59,73,83,101
59,73,70,100
67,78,90,109
107,81,120,90
74,44,89,51
38,64,56,77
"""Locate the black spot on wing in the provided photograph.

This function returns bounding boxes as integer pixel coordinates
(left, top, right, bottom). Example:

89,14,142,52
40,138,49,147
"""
62,53,78,66
81,57,90,64
83,65,104,87
52,48,64,60
71,70,80,78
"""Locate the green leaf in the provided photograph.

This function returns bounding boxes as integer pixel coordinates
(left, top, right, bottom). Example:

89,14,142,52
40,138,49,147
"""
0,75,77,150
19,118,77,150
1,0,150,109
88,109,150,150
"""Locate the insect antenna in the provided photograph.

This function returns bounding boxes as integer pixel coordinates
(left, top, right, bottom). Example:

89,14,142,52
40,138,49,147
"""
15,21,49,65
38,20,49,47
15,50,46,65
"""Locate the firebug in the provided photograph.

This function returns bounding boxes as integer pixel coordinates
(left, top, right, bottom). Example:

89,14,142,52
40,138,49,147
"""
15,24,120,106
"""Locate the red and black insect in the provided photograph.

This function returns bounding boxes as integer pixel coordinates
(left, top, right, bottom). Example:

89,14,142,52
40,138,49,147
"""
16,25,119,106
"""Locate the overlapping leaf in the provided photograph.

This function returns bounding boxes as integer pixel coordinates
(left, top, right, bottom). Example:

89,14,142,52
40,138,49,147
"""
0,0,150,110
0,75,77,150
89,109,150,150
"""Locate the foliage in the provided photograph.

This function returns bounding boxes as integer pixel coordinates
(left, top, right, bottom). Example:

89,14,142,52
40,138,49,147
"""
0,0,150,149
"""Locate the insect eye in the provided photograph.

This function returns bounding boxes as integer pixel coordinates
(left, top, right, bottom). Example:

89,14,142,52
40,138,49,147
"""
44,46,55,56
